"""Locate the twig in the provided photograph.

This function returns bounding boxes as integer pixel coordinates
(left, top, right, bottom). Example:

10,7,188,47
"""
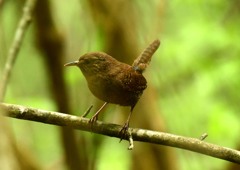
0,0,36,101
200,132,208,141
128,130,134,150
0,102,240,164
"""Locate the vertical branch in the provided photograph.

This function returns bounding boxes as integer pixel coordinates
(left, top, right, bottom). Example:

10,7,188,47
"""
34,1,85,169
0,1,40,169
0,0,37,101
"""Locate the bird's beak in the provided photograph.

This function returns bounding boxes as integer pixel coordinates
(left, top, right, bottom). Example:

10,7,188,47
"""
64,61,79,67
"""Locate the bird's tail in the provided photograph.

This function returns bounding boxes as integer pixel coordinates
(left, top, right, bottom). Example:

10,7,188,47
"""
132,39,160,73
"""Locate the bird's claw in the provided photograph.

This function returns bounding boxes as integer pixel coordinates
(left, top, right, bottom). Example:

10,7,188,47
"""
119,123,129,142
89,115,98,130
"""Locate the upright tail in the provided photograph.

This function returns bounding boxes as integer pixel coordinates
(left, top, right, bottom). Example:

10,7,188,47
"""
132,39,160,73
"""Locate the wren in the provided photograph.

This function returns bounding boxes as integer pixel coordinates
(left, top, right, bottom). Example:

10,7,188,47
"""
64,39,160,140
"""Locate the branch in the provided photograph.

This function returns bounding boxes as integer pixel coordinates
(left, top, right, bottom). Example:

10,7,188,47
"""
0,0,36,101
1,102,240,164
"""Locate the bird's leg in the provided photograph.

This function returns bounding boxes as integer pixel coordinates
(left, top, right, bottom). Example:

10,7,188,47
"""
119,106,134,142
81,105,93,118
89,102,108,126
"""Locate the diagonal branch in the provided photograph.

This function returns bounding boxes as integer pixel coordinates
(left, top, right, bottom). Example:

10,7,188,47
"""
0,102,240,164
0,0,36,101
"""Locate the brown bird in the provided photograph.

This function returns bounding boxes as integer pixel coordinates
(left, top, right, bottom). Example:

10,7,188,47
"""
64,39,160,140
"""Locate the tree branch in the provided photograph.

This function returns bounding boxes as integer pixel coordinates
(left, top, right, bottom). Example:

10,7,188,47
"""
0,0,36,101
0,102,240,164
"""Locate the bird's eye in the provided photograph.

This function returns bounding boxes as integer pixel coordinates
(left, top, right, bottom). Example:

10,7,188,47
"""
84,59,91,64
97,57,105,61
92,56,105,62
83,56,105,65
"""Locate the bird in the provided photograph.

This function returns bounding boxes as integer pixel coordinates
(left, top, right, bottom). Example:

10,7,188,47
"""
64,39,160,140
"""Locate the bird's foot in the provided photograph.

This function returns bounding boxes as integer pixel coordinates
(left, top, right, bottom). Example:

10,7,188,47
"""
119,122,129,142
88,102,108,130
89,115,98,130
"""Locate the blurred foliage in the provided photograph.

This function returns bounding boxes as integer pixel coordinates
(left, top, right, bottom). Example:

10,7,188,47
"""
0,0,240,170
